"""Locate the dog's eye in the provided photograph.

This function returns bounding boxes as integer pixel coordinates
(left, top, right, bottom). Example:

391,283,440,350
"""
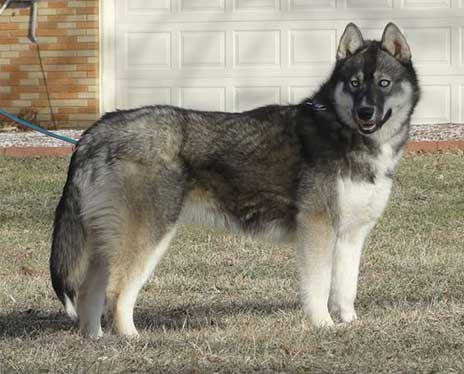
379,79,391,88
350,79,360,88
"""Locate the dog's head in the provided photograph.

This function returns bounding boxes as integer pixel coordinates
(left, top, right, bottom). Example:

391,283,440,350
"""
332,23,420,140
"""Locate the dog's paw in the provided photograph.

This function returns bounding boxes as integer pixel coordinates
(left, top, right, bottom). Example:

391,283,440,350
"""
340,309,358,324
310,314,335,328
80,325,104,339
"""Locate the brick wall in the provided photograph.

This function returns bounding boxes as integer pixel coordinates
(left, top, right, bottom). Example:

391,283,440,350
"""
0,0,99,129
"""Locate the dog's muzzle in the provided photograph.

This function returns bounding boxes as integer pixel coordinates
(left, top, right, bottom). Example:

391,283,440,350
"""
357,108,392,135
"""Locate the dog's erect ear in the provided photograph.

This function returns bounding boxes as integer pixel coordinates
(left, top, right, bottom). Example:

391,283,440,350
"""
381,23,411,63
336,23,364,60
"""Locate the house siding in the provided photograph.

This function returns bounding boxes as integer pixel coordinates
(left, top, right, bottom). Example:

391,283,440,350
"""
0,0,99,129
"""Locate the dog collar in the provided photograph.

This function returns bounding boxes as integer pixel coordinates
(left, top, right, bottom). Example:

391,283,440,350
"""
303,99,327,112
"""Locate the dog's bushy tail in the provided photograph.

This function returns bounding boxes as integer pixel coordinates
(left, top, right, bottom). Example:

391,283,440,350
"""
50,157,86,320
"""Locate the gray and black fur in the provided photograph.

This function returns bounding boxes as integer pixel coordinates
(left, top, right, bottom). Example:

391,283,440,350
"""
50,23,420,336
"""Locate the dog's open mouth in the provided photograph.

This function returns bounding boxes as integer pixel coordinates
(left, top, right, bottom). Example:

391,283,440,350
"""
356,109,392,135
358,121,377,134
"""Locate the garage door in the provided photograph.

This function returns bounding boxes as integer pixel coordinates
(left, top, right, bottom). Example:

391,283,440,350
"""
101,0,464,124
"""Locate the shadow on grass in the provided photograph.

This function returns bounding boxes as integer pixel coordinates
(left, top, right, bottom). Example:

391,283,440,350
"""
135,300,300,331
0,300,299,339
0,309,75,339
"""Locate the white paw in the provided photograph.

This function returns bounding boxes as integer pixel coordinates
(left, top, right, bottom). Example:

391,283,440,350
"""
80,325,103,338
309,313,335,328
340,308,358,324
122,330,139,338
114,324,139,338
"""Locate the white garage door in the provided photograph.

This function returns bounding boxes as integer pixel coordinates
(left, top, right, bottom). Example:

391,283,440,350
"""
101,0,464,124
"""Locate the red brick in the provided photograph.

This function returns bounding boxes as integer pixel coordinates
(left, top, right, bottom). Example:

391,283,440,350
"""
76,21,98,28
6,30,30,38
77,7,98,15
39,41,97,50
0,37,18,44
10,57,40,64
76,64,97,72
436,140,464,151
38,28,74,37
49,92,80,99
0,93,20,100
47,1,69,9
43,56,88,64
43,15,72,22
2,146,74,157
58,107,99,114
12,85,47,93
55,8,78,16
407,141,439,153
0,23,20,31
1,65,22,72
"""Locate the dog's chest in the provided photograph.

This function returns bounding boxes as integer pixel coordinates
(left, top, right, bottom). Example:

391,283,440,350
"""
337,176,391,231
336,147,398,232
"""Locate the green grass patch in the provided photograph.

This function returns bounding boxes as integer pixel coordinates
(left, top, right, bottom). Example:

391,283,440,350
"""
0,153,463,373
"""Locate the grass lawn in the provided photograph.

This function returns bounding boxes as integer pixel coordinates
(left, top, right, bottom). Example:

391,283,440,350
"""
0,153,463,373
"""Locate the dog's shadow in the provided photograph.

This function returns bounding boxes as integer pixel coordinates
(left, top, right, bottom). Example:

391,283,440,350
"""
0,300,299,339
0,309,75,338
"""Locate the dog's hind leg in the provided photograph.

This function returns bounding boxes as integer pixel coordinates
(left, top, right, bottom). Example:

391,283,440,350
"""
77,253,108,337
105,227,177,337
103,161,185,337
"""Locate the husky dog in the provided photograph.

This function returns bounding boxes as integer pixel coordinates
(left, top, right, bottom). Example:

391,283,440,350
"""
50,23,419,337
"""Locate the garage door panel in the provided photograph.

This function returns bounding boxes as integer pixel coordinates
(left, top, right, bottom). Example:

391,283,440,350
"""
234,86,281,111
289,0,336,10
233,30,281,67
233,0,281,11
126,87,172,109
460,85,464,122
180,31,226,67
460,27,464,65
404,27,451,65
400,0,451,8
126,0,172,14
289,29,337,66
179,87,226,111
125,32,172,69
181,0,226,12
289,86,319,104
412,84,451,124
345,0,393,8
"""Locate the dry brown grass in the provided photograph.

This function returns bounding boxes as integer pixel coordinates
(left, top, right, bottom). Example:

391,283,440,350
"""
0,153,463,373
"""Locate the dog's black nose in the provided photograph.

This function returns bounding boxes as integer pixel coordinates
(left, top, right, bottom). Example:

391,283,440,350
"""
357,107,375,121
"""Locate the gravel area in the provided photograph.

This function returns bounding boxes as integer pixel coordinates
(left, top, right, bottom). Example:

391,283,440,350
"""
410,123,464,141
0,124,463,148
0,130,81,148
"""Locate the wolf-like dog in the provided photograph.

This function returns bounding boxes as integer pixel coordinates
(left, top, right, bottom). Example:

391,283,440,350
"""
50,23,420,337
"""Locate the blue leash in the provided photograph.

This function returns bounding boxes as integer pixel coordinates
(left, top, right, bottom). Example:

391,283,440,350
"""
0,108,78,146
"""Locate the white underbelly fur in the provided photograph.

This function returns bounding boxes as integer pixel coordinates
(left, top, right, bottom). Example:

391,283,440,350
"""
178,191,294,243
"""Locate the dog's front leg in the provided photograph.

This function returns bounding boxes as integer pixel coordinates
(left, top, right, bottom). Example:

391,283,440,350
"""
329,224,372,323
297,211,336,327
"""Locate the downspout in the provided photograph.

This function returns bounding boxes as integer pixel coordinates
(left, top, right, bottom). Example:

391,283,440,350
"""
0,0,38,43
0,0,13,15
28,0,38,43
